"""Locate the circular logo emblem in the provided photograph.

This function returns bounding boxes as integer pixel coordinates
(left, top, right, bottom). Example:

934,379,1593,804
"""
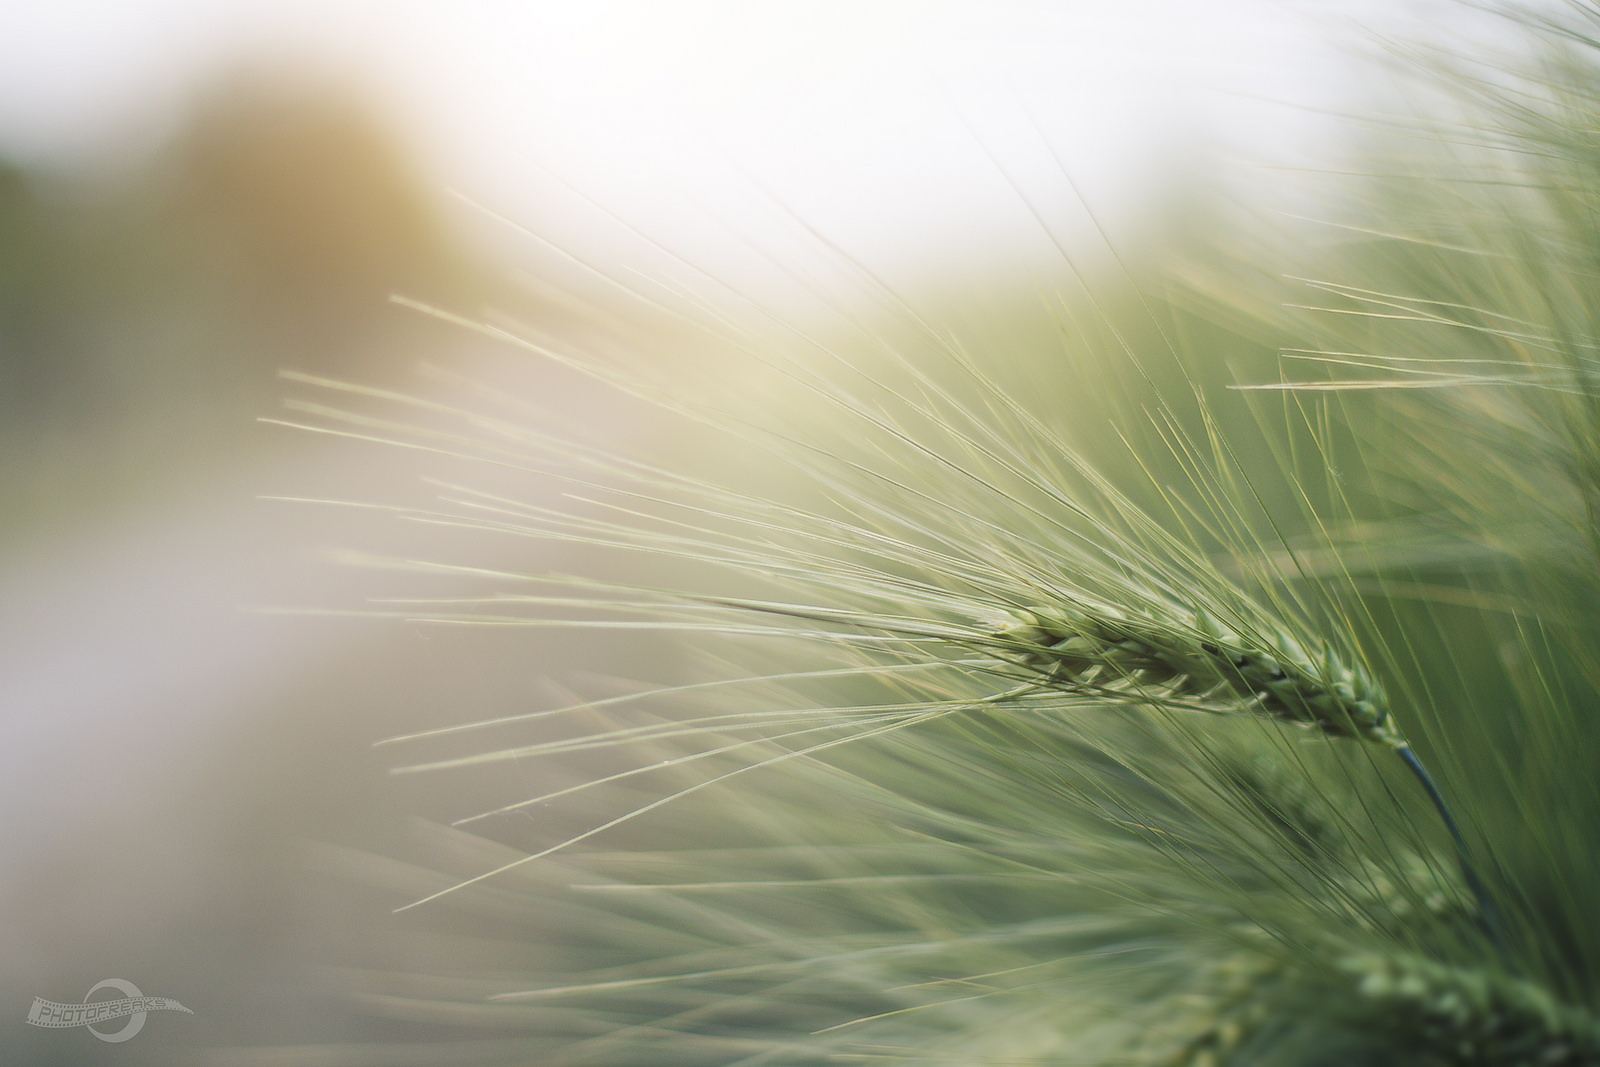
84,979,146,1043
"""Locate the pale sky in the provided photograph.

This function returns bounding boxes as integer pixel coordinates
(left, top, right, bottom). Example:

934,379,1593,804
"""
0,1,1437,290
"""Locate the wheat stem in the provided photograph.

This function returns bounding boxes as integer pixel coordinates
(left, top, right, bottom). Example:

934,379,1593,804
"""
1397,745,1509,960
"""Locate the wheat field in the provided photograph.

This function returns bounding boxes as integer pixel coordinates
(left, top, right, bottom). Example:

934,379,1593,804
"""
268,4,1600,1065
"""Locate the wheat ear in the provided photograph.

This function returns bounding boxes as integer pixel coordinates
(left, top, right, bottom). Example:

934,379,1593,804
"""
1341,952,1600,1065
1158,954,1284,1067
991,601,1398,746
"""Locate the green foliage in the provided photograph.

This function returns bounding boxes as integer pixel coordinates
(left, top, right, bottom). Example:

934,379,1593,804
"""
285,3,1600,1063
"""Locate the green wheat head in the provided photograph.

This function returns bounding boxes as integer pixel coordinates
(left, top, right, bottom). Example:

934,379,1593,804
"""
275,3,1600,1064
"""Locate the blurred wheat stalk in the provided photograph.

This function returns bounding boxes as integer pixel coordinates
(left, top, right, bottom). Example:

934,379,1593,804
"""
274,3,1600,1064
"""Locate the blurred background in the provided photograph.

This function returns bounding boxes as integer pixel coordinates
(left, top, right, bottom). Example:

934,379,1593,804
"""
0,1,1447,1063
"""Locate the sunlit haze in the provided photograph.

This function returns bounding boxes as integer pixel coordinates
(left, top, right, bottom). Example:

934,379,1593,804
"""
0,1,1530,1060
0,1,1422,291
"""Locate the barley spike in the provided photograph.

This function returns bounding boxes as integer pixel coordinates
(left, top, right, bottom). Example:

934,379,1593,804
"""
991,600,1400,747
